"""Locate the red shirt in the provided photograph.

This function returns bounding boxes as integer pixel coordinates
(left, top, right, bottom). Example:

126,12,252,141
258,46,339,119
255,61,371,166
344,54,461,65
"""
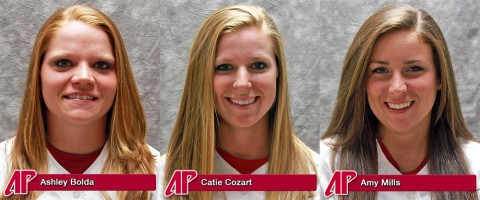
216,146,268,174
378,140,428,174
46,142,103,174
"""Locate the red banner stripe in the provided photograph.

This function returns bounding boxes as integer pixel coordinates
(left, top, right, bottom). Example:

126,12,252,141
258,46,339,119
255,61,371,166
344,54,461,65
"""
29,174,156,191
189,174,317,191
349,175,476,191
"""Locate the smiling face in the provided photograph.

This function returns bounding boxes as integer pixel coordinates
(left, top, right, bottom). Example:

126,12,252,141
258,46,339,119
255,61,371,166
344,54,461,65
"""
213,25,277,129
41,20,117,126
366,30,438,135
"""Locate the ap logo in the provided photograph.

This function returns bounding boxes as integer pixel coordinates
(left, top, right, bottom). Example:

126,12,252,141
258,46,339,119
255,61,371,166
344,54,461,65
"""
164,170,198,197
324,170,357,197
4,170,37,196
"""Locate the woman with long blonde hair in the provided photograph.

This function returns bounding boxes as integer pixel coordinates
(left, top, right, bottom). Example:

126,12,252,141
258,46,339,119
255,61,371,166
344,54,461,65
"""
0,5,161,200
163,4,320,200
320,4,480,200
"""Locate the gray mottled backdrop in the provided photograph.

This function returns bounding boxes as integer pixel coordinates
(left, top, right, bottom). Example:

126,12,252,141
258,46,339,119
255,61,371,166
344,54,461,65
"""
0,0,479,154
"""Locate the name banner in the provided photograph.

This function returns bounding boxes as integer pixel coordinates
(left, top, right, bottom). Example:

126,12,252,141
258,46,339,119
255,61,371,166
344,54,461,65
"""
189,174,317,191
350,175,476,191
324,171,477,197
29,174,156,191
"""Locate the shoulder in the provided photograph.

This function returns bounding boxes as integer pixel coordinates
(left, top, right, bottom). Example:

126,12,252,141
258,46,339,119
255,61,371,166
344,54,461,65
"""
318,138,338,199
460,139,480,151
460,139,480,169
147,145,166,171
147,144,161,157
149,149,167,200
459,139,480,193
309,148,321,165
319,138,336,162
319,138,336,173
460,139,480,165
146,145,166,179
0,137,14,160
0,138,14,189
304,147,320,175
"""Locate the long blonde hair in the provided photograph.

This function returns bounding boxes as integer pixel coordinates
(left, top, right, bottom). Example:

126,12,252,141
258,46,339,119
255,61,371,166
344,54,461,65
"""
1,5,154,200
321,4,478,200
165,4,316,199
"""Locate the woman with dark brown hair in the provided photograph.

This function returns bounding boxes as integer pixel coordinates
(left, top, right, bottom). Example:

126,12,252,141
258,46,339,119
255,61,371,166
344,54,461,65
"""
320,4,480,200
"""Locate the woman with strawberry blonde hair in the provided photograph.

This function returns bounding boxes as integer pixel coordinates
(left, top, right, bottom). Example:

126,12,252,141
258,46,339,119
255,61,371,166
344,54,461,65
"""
0,5,162,200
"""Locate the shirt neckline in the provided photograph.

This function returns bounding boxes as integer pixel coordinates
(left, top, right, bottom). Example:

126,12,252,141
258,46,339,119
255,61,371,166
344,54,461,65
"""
377,139,428,175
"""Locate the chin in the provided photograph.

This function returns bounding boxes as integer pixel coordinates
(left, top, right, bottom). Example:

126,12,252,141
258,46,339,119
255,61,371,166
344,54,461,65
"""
66,113,102,122
387,125,416,134
228,118,260,128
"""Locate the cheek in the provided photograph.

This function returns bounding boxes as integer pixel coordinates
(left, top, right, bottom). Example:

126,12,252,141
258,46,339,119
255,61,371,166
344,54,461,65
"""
212,76,230,100
411,72,437,94
366,79,381,96
365,79,386,112
413,80,438,104
365,81,377,104
40,66,48,91
40,68,60,95
256,74,277,100
102,75,118,100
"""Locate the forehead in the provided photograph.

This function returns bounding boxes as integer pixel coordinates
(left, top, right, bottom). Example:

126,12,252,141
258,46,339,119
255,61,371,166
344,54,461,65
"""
370,30,432,61
216,25,274,58
42,20,114,65
48,21,109,46
377,30,420,45
46,20,111,48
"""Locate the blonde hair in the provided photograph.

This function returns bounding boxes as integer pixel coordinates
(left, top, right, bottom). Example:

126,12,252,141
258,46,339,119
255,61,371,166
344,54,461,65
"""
321,4,478,200
1,5,154,200
165,4,316,199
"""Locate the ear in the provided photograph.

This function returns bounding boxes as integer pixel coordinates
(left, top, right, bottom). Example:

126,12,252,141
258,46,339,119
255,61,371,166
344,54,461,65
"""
436,83,441,90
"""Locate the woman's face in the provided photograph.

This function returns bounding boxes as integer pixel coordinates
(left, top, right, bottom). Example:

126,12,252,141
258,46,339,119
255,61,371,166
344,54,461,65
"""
41,21,117,126
213,25,277,129
366,30,438,135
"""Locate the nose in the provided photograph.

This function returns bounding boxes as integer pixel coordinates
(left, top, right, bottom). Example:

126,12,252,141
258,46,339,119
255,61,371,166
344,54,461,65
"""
71,62,95,84
389,74,407,94
233,67,252,88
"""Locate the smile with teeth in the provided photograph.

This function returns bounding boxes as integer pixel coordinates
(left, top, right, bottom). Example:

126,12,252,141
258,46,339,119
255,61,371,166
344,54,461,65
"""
65,95,96,100
387,101,413,110
229,97,256,106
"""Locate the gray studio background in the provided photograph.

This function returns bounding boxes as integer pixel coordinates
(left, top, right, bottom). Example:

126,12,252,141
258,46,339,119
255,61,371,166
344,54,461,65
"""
0,0,479,154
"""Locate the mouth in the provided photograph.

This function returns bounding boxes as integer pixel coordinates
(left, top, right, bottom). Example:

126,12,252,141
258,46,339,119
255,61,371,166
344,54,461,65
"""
228,97,257,106
64,94,97,101
386,101,413,110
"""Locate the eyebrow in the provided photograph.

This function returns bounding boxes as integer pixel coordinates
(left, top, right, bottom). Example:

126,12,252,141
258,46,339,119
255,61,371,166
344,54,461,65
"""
215,57,232,64
215,54,271,64
369,60,389,65
405,60,423,65
47,50,114,61
369,59,423,65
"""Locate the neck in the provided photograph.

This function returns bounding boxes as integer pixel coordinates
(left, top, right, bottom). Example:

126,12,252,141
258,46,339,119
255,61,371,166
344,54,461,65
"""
217,115,270,160
46,113,108,154
378,123,429,173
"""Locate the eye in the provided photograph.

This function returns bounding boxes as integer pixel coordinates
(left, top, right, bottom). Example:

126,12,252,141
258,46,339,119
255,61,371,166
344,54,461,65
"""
54,59,72,67
94,61,112,70
251,62,266,70
372,67,388,73
407,65,424,72
215,64,232,72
